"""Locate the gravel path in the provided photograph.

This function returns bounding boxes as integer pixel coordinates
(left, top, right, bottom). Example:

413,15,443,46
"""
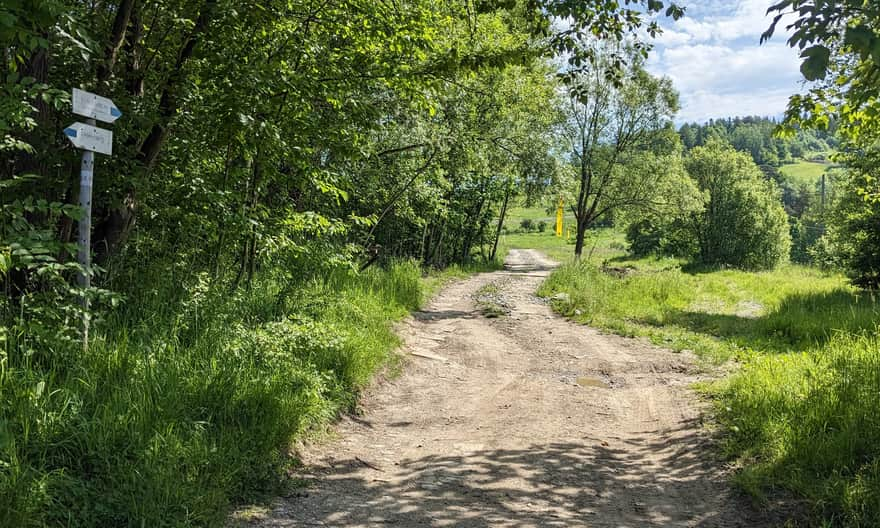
246,249,766,527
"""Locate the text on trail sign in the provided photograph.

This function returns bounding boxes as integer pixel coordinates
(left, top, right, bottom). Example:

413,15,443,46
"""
72,88,122,123
64,122,113,155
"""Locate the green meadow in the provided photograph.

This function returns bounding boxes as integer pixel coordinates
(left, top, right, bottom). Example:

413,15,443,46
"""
780,159,834,187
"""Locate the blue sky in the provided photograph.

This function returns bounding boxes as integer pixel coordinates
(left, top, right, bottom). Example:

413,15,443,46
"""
645,0,802,124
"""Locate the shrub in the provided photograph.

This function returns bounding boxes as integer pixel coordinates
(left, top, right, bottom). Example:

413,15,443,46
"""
820,173,880,288
789,217,825,265
519,219,534,232
537,220,548,232
625,217,696,258
685,140,791,270
808,234,841,271
0,262,424,527
625,218,662,257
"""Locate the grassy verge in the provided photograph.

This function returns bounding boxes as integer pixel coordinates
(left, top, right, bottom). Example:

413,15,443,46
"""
0,259,491,527
539,257,865,363
717,331,880,525
536,229,880,524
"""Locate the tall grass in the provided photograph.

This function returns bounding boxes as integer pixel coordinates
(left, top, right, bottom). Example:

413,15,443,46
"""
540,254,880,524
0,260,432,527
715,331,880,525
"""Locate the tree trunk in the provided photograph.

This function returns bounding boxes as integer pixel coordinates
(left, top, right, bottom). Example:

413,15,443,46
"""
97,0,136,83
573,147,592,260
490,186,511,261
431,219,447,269
125,1,145,96
574,217,587,258
94,0,216,263
460,197,485,262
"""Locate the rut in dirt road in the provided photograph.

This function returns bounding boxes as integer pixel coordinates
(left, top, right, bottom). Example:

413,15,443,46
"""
247,249,766,527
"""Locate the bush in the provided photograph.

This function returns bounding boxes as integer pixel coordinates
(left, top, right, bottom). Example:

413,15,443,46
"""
625,218,662,257
519,219,534,232
820,173,880,288
625,217,696,259
537,220,548,232
685,140,791,270
789,217,825,265
808,234,841,270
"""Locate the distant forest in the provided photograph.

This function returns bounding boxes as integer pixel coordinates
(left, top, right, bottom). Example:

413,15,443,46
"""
674,116,840,266
677,116,838,168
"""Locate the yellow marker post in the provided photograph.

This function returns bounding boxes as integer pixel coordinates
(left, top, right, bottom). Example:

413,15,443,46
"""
555,197,564,237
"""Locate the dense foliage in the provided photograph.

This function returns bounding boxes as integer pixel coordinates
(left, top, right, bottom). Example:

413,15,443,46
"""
684,141,791,270
816,172,880,289
626,141,790,270
763,0,880,287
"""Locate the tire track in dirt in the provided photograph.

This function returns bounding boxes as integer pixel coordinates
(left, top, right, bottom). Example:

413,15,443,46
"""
243,249,768,527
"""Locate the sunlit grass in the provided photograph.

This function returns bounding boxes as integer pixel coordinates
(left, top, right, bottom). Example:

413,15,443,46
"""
0,260,476,527
499,203,624,264
712,332,880,525
779,159,833,187
535,228,880,524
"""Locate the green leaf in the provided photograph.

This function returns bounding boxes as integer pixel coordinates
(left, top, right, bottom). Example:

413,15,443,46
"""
800,45,831,81
844,26,875,55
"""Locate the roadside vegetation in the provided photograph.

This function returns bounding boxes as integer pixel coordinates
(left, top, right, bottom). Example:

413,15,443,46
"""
537,232,880,525
505,206,880,524
5,0,880,525
0,260,503,526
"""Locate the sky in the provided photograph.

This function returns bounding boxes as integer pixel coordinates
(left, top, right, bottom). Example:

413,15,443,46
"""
645,0,803,125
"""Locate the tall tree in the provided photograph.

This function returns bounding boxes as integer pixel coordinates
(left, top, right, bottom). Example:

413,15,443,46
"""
684,140,791,270
561,47,679,257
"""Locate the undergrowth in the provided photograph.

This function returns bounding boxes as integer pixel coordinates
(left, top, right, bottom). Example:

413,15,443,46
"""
714,331,880,526
0,259,482,527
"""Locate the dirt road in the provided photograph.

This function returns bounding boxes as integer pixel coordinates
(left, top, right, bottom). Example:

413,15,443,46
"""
250,249,764,527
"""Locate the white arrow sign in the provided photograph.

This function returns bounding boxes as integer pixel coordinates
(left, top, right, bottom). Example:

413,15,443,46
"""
72,88,122,123
64,122,113,155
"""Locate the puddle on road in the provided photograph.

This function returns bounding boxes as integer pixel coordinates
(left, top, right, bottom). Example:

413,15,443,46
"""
576,376,610,389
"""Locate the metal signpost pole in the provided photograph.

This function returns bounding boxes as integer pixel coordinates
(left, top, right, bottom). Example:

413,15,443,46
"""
65,88,121,349
77,117,96,348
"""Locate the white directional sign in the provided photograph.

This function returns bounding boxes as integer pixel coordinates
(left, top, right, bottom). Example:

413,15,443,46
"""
64,122,113,155
72,88,122,123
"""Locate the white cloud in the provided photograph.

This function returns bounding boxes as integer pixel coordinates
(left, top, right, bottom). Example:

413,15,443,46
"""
652,42,800,94
673,88,795,123
670,0,793,44
646,1,803,123
655,28,694,47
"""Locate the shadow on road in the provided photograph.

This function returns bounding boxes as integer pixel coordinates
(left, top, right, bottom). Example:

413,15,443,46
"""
273,434,770,527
